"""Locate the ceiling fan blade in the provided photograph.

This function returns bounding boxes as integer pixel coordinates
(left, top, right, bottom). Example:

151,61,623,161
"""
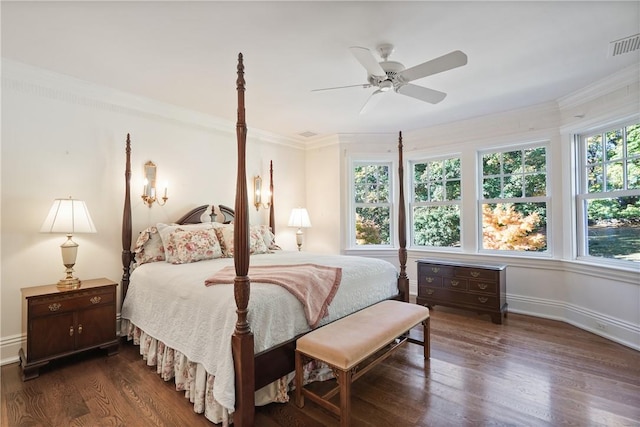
349,46,386,77
312,83,371,92
397,84,447,104
359,89,384,114
399,50,468,83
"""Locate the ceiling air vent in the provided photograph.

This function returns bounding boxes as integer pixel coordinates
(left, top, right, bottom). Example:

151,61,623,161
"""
299,131,317,138
608,33,640,57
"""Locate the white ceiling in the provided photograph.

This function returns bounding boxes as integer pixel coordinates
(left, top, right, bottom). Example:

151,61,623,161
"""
2,1,639,142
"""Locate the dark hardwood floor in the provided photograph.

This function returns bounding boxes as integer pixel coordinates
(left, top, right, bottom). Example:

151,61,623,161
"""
2,308,639,426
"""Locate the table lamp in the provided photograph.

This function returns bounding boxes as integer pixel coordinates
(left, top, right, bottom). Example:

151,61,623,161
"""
40,197,97,289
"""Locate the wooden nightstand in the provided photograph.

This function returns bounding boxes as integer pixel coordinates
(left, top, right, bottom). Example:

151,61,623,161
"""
19,278,119,380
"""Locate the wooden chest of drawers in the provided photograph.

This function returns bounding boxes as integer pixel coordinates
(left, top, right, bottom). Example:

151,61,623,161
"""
417,259,507,324
19,278,119,380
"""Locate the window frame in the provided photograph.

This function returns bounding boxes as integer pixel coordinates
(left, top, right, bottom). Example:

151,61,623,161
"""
409,154,463,251
347,158,395,249
478,141,552,256
575,119,640,265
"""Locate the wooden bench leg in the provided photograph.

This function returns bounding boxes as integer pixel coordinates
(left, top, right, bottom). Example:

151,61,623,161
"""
424,317,431,359
294,350,304,408
337,368,351,427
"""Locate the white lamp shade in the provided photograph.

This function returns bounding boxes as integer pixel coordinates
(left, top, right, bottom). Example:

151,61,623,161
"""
40,198,97,234
288,208,311,228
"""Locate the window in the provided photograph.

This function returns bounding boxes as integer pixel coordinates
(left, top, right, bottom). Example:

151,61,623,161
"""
351,162,393,246
410,157,461,247
577,122,640,263
480,144,549,252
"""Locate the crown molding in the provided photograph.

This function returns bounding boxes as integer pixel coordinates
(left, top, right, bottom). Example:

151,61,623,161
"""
557,63,640,110
1,58,305,150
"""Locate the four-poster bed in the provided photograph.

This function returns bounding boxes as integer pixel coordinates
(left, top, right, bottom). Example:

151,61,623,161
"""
120,53,409,426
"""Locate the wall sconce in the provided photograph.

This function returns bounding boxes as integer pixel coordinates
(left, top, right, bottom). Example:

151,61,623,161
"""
288,207,311,251
253,175,271,211
141,161,168,208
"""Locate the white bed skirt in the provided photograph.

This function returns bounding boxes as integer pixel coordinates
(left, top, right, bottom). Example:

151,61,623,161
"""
121,319,333,425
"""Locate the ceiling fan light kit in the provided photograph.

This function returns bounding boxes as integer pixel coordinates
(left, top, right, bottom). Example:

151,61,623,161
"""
315,43,468,113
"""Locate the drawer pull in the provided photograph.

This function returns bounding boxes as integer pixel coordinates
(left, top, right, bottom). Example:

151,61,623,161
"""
48,303,62,312
470,271,480,278
78,324,83,334
431,267,440,273
69,326,74,336
90,296,102,304
478,283,488,290
478,297,488,303
425,277,435,283
450,280,459,287
426,288,435,295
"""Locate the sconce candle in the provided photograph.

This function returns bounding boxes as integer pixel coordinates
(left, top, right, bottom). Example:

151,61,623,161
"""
254,175,272,210
141,161,168,207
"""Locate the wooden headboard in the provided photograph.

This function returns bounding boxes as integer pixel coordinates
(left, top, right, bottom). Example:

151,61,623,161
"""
175,204,235,224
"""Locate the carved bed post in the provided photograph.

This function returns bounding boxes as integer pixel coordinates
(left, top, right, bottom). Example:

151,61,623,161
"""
269,160,275,234
232,53,255,427
397,131,409,302
121,133,132,299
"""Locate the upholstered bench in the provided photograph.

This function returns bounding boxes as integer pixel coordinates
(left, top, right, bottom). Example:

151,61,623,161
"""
294,300,430,426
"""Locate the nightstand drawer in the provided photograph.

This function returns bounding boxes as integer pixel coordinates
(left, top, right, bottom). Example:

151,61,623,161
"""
29,289,114,317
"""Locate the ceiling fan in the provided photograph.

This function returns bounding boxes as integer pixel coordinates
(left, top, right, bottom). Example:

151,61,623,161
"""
313,43,467,114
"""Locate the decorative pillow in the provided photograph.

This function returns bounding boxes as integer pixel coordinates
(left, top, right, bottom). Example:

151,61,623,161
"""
164,228,223,264
256,224,280,250
250,226,270,254
157,222,214,255
213,224,235,257
214,224,269,256
134,225,165,265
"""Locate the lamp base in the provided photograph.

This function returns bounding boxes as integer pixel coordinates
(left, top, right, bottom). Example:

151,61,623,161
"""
57,266,81,290
296,228,304,251
57,277,81,290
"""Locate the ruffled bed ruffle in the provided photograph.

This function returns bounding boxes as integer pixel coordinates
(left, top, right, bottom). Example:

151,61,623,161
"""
121,319,332,425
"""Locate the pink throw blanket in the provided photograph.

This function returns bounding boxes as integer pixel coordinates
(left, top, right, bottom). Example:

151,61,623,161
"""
204,264,342,328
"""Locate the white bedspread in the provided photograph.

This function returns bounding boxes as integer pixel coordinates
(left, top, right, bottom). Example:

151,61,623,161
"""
120,251,398,413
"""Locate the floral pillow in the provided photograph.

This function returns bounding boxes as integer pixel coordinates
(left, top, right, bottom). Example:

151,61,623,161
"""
134,225,165,265
214,224,269,257
164,228,223,264
250,226,270,254
255,224,280,250
213,223,235,257
157,222,214,253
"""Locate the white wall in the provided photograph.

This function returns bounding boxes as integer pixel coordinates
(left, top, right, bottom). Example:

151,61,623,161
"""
304,136,341,253
0,60,305,363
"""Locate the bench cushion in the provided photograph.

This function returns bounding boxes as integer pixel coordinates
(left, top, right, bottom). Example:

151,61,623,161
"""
296,300,429,370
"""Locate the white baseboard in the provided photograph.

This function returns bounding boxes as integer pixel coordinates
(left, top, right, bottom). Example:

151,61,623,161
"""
409,281,639,351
